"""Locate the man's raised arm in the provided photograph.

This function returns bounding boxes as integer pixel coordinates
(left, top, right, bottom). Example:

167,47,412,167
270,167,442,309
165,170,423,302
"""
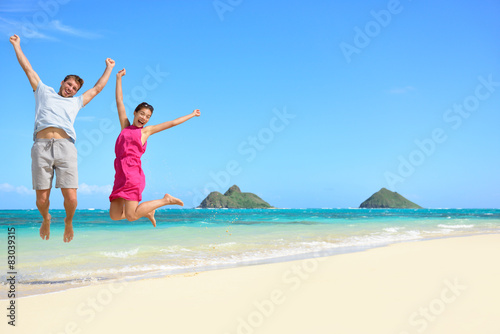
10,35,41,91
82,58,115,106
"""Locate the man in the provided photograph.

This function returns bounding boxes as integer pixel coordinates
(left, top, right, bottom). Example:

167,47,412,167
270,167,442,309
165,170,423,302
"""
10,34,115,243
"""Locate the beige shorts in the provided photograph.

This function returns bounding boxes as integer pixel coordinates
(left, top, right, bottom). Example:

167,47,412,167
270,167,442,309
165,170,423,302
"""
31,138,78,190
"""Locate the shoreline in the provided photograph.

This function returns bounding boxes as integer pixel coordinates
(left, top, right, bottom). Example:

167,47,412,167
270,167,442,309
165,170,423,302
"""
2,231,494,300
2,231,498,300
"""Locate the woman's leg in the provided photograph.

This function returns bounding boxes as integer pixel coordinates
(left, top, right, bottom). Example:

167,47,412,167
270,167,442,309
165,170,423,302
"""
123,194,184,226
109,198,126,220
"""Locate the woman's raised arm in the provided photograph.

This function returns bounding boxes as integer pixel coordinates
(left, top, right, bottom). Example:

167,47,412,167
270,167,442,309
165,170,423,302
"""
116,69,130,130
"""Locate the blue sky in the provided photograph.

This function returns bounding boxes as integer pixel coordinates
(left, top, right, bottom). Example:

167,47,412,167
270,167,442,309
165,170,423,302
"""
0,0,499,209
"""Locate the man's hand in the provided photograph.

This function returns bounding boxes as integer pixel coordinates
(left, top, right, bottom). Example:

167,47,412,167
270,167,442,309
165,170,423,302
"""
117,68,126,78
106,58,115,68
82,58,115,106
10,34,21,47
10,34,40,91
192,109,201,117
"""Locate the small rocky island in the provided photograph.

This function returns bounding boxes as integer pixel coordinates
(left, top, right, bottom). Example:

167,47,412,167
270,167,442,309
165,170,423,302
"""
198,185,273,209
359,188,422,209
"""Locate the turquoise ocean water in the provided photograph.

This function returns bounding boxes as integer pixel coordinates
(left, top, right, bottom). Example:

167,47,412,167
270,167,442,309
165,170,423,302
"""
1,208,499,297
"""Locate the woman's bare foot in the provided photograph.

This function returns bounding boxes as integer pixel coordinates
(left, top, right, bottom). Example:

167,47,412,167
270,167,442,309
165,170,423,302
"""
146,209,157,227
40,214,51,240
63,218,74,243
164,194,184,206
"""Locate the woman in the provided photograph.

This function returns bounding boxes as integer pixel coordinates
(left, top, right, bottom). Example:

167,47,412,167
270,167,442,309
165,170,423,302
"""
109,69,200,226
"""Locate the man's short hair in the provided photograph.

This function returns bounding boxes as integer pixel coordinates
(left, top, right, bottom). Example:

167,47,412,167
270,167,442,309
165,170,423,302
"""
64,75,84,91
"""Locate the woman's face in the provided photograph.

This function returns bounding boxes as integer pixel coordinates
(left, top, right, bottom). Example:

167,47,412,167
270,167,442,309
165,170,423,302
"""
133,108,152,127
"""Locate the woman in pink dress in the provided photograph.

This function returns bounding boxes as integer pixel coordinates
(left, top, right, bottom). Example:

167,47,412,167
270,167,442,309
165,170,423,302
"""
109,69,200,226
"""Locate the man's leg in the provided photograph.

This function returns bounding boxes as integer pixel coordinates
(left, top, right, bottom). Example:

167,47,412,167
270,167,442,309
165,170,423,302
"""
61,188,77,243
32,139,54,240
56,139,78,243
36,189,51,240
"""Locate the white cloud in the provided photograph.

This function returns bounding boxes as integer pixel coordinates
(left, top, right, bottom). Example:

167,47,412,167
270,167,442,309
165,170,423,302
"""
0,11,101,40
0,182,112,196
0,16,53,40
0,1,39,13
79,183,112,195
49,20,102,39
0,183,34,195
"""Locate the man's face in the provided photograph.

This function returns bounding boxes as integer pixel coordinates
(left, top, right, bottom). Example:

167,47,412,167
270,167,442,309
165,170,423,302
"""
59,78,81,98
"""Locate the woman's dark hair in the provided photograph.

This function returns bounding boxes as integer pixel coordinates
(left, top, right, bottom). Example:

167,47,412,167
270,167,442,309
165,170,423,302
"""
134,102,154,114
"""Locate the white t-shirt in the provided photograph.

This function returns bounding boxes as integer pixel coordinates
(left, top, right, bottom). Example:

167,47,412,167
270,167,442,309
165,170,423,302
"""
33,81,84,142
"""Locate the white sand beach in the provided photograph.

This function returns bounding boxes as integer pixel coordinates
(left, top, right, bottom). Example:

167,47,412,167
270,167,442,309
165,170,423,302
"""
2,234,499,334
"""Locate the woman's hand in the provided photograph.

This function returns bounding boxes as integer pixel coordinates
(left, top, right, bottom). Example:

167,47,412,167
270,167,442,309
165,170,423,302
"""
117,68,126,78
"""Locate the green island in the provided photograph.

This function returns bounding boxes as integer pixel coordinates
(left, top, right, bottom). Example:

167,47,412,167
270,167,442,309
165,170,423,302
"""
359,188,423,209
198,185,273,209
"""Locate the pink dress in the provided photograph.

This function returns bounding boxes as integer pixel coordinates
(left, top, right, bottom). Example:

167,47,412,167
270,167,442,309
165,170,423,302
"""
109,125,147,202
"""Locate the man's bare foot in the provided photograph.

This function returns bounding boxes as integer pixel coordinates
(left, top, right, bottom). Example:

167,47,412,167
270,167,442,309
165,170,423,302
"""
164,194,184,206
64,218,74,243
146,209,157,227
40,214,51,240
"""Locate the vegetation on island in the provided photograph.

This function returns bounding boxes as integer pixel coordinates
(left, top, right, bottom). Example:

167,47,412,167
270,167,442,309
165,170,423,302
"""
359,188,423,209
198,185,273,209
